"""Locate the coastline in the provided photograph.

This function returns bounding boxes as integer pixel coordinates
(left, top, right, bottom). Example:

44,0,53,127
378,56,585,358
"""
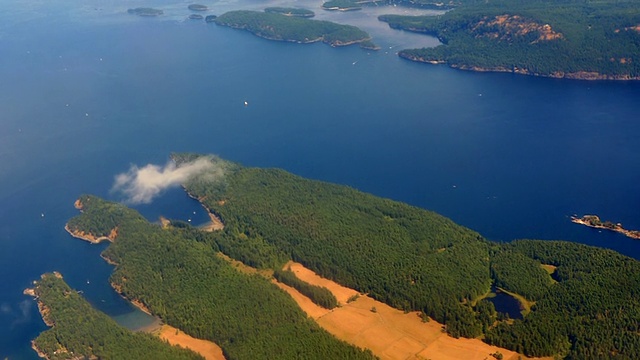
110,282,154,316
25,273,64,360
571,215,640,240
65,223,117,244
216,23,371,48
26,271,221,360
66,205,225,358
184,189,225,231
399,53,640,81
31,341,48,360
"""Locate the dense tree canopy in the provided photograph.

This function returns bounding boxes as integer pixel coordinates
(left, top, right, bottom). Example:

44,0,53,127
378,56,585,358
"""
214,10,374,48
31,273,203,360
68,194,375,360
56,154,640,359
379,0,640,78
179,154,492,338
176,153,640,357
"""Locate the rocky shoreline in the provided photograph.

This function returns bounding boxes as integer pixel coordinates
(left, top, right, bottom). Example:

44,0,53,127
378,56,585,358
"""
65,224,117,244
571,215,640,239
399,53,640,81
24,273,64,360
184,189,226,231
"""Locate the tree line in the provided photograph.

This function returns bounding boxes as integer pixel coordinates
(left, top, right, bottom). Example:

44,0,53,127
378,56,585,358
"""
274,268,338,309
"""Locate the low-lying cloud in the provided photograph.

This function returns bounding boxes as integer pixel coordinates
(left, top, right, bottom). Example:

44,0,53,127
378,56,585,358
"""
112,157,215,204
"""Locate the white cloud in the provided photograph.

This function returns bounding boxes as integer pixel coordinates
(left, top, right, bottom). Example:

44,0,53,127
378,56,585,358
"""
112,157,216,204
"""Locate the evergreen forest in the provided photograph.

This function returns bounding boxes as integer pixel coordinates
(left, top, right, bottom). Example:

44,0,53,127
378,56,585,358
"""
379,0,640,78
66,194,376,360
55,154,640,359
30,273,203,360
214,10,374,48
177,153,640,358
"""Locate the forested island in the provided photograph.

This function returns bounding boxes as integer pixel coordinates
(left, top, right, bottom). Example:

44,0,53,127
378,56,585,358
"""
213,10,378,49
572,214,640,239
322,0,364,12
127,7,163,17
41,153,640,359
379,0,640,80
264,7,315,18
188,4,208,12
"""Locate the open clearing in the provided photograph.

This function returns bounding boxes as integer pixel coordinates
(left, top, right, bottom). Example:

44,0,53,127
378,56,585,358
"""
157,324,225,360
281,262,550,360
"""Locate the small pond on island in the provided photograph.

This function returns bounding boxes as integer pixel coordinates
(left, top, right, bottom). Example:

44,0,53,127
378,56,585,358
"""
488,286,523,320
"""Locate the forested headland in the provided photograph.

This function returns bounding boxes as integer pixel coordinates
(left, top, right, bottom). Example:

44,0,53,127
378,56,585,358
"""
64,194,376,360
379,0,640,79
46,153,640,359
27,273,203,360
213,10,377,49
175,153,640,358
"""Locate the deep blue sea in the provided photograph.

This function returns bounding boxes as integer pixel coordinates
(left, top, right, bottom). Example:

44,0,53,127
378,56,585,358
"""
1,1,639,358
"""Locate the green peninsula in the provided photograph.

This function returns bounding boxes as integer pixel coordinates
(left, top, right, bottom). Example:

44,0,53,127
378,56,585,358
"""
214,10,376,48
64,194,375,360
26,273,202,360
380,0,640,80
43,154,640,359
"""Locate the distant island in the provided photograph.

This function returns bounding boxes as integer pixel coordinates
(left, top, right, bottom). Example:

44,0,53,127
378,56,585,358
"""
188,4,208,12
35,153,640,359
205,15,217,23
572,214,640,239
379,0,640,80
127,7,163,17
322,0,363,12
213,10,378,49
321,0,393,12
264,7,315,18
188,14,204,20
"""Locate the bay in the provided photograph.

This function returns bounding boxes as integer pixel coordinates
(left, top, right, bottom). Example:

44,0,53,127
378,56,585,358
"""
1,1,639,358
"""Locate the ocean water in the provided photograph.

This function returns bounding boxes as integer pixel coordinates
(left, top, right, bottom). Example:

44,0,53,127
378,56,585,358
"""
1,1,640,358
